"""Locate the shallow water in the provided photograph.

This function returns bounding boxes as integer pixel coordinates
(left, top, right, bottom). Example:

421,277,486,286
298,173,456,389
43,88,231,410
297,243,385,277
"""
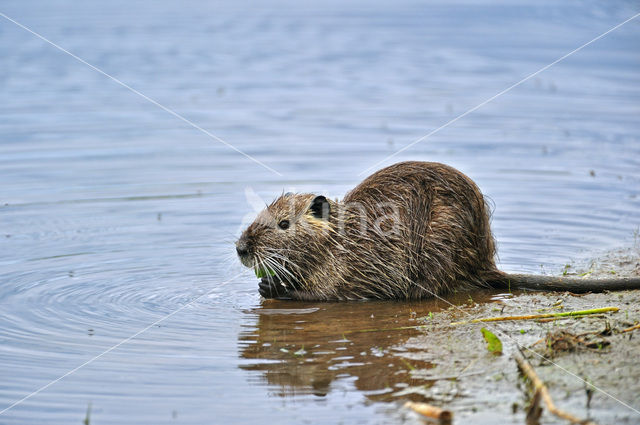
1,0,639,423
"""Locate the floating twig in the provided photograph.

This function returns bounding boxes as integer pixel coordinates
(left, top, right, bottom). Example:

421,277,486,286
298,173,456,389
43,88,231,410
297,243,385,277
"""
450,307,618,326
404,401,452,424
514,348,598,425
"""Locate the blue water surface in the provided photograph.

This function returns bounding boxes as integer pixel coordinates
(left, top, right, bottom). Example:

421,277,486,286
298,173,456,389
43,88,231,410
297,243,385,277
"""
1,1,639,424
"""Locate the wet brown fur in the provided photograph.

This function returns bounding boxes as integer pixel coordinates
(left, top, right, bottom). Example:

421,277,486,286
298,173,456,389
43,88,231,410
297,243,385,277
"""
238,161,640,300
237,161,504,300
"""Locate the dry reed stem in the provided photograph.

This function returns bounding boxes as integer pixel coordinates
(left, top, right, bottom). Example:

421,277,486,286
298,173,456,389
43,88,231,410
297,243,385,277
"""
404,401,452,424
514,349,598,425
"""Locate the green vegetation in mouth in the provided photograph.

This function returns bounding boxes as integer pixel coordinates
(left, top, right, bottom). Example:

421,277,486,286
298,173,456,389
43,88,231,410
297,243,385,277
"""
254,265,276,278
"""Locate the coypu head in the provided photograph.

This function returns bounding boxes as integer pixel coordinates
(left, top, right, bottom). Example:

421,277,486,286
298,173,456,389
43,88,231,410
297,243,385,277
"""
236,193,335,283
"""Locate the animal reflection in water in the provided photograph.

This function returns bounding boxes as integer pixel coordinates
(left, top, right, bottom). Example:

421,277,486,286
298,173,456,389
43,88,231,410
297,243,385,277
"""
237,296,481,401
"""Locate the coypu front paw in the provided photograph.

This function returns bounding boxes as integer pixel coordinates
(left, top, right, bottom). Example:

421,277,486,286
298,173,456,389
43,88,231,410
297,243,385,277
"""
258,276,291,299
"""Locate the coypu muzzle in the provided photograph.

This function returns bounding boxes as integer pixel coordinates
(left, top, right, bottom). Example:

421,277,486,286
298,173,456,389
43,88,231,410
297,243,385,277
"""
235,237,253,267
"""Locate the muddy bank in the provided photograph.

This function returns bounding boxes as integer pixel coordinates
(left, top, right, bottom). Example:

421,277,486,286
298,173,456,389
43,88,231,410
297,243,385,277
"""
395,248,640,424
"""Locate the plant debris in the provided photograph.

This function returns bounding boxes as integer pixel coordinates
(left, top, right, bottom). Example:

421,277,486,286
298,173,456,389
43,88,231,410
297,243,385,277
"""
481,327,503,355
534,329,611,358
404,401,452,425
450,307,619,325
514,348,598,425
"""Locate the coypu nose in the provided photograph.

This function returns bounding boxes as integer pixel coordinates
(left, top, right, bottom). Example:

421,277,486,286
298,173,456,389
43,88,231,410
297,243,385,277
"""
236,240,249,257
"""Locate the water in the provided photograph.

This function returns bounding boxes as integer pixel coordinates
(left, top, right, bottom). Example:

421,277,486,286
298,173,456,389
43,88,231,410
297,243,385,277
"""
1,0,639,423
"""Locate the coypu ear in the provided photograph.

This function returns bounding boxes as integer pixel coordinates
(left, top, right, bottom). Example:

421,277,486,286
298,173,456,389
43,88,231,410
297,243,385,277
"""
309,195,330,220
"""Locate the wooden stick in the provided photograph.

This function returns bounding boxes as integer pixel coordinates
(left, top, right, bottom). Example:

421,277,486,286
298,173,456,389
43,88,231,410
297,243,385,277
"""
621,323,640,333
514,349,598,425
404,401,452,424
451,307,618,325
526,389,543,425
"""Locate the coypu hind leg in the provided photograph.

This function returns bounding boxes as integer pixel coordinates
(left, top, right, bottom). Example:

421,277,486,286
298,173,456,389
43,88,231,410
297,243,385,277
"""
404,189,497,299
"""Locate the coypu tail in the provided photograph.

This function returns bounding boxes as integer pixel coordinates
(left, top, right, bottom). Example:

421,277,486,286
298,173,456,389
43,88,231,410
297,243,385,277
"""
486,271,640,293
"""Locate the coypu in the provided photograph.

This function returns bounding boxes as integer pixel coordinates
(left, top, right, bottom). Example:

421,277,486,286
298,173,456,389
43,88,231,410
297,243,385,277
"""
236,161,640,301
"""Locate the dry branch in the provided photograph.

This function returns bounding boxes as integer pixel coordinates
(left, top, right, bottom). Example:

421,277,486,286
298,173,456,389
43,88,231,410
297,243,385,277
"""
514,348,598,425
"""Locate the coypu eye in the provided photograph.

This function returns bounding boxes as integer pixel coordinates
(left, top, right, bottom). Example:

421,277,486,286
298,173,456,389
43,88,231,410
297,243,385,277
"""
278,220,290,230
